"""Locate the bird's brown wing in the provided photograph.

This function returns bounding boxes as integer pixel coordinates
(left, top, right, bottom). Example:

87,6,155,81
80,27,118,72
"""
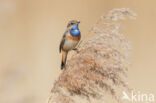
59,30,68,53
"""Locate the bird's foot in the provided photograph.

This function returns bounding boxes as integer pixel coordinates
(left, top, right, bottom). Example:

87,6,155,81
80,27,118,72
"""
73,48,79,53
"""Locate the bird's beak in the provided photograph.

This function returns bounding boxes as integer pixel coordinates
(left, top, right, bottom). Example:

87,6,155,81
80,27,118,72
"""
77,21,80,24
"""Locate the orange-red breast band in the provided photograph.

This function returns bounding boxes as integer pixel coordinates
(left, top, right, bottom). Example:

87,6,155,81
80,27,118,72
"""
67,35,81,41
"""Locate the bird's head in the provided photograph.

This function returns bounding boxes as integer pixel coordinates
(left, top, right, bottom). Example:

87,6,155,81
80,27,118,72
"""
67,20,80,29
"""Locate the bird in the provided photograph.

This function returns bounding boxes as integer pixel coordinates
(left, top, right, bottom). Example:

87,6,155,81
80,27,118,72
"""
59,20,81,70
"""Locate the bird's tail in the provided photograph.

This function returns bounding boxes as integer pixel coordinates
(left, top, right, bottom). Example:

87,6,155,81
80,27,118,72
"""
61,51,68,70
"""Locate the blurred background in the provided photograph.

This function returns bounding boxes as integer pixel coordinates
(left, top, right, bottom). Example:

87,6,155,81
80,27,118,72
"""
0,0,156,103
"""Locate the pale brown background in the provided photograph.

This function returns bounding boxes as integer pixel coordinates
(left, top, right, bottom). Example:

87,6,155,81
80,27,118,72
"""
0,0,155,103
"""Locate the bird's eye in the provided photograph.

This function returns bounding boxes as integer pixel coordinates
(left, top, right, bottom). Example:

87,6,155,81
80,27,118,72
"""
71,23,74,25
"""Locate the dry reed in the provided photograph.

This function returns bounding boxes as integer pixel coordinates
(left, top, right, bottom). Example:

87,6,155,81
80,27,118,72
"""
47,8,136,103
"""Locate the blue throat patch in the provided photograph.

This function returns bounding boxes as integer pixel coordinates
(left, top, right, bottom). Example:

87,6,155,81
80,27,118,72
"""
70,24,80,37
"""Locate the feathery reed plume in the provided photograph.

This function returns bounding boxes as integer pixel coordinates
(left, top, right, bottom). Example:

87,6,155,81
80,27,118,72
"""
47,8,136,103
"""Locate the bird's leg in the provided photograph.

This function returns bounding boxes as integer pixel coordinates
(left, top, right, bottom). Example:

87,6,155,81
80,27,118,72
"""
73,48,79,53
73,40,82,53
73,48,78,51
